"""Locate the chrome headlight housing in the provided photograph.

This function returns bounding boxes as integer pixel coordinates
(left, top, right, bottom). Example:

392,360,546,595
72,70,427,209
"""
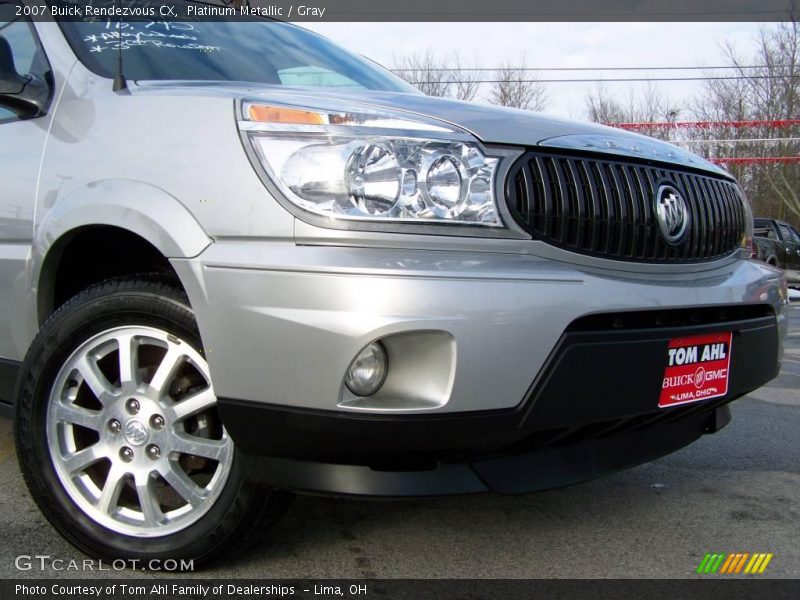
239,100,502,228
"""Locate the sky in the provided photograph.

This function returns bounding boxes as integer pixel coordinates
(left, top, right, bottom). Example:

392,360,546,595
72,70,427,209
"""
301,22,770,121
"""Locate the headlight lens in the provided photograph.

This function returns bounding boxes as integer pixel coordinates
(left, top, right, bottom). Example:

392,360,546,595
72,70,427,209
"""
242,102,501,227
347,141,402,215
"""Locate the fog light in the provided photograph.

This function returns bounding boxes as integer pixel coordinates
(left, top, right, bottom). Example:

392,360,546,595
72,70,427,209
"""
345,342,388,397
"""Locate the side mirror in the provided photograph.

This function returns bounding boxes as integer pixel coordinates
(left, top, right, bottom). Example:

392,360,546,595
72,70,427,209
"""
0,34,49,117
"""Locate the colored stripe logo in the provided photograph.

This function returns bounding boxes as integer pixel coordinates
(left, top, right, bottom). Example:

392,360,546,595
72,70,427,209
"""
697,552,773,574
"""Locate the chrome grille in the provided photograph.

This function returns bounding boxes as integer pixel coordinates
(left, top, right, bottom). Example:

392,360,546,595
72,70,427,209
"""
506,151,747,262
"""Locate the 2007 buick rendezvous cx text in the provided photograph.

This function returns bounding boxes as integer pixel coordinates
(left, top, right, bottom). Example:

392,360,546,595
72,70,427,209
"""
0,0,787,566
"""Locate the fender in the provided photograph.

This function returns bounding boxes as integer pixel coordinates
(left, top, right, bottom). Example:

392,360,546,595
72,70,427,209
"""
8,180,212,358
34,179,211,259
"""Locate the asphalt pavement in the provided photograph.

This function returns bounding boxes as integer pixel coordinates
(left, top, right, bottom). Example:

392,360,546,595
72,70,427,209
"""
0,303,798,579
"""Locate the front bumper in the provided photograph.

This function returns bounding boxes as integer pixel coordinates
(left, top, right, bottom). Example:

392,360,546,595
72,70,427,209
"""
218,304,779,463
171,243,786,495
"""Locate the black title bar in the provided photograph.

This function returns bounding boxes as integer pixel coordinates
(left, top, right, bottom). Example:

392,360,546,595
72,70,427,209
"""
5,579,800,600
14,0,800,22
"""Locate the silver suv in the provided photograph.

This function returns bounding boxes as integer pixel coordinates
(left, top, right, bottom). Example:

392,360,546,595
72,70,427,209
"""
0,2,787,566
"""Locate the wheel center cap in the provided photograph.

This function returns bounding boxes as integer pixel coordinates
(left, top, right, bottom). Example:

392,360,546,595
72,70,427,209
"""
123,419,149,446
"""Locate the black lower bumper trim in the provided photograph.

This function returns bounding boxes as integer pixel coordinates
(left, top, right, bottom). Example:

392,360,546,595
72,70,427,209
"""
244,405,729,496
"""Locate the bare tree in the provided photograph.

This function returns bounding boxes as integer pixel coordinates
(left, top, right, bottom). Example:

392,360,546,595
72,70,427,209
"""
391,50,452,97
585,82,682,140
489,57,547,111
690,72,752,168
635,82,683,125
766,168,800,221
694,21,800,223
390,51,482,101
586,83,627,123
451,56,481,102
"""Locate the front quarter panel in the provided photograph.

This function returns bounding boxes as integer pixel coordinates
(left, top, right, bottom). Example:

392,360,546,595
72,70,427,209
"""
15,62,297,357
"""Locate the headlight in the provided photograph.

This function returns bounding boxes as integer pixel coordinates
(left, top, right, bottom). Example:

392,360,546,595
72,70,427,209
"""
240,101,501,227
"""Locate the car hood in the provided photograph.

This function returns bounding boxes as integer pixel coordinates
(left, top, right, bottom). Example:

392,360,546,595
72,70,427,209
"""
132,81,728,177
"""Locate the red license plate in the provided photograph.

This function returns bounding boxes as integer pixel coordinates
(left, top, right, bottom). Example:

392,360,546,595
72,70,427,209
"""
659,332,733,408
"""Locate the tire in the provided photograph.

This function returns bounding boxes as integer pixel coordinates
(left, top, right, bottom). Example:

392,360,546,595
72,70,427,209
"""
14,274,291,567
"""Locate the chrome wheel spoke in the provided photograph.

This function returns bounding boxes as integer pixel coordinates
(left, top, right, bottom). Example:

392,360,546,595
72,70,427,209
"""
54,403,102,430
96,464,125,515
171,388,216,422
160,463,206,507
134,472,162,526
76,356,113,402
116,334,138,386
172,434,228,462
149,346,185,394
62,444,104,474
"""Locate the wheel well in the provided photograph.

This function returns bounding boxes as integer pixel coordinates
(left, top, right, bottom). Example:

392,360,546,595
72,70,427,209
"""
766,256,779,267
39,226,183,324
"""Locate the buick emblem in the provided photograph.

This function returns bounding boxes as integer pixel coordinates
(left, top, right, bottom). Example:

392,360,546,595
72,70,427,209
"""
655,184,689,244
124,419,149,447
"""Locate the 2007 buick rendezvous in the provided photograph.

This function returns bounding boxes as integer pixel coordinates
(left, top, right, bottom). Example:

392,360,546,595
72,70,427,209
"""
0,0,787,565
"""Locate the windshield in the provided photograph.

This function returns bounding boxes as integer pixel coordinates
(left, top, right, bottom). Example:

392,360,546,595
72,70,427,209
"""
58,11,416,93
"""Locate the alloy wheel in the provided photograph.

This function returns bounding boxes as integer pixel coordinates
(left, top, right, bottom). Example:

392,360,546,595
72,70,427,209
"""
46,326,233,537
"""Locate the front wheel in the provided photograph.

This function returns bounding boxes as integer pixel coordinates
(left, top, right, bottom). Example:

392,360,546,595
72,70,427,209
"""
15,275,290,566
